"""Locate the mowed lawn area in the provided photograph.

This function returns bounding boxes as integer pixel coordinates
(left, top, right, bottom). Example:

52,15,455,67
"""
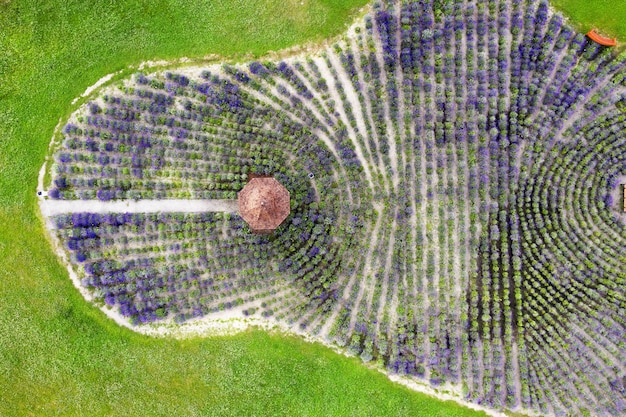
0,0,488,415
552,0,626,40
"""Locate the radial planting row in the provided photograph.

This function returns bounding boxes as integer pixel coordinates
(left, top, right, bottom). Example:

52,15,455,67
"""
47,0,626,415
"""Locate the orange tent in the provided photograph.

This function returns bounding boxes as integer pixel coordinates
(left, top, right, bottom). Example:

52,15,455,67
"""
587,30,617,47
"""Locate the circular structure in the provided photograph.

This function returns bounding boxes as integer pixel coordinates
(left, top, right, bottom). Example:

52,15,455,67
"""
238,177,291,234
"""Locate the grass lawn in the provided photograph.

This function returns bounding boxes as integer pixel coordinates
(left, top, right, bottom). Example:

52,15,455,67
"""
551,0,626,41
0,0,487,415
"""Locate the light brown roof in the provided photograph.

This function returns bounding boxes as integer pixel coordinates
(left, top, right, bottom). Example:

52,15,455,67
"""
238,177,290,234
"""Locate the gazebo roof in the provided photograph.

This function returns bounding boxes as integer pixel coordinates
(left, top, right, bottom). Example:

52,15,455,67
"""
238,177,290,234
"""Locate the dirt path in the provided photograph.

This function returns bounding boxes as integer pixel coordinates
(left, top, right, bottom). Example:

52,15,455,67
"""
342,202,384,336
313,55,375,190
352,35,391,195
39,198,239,216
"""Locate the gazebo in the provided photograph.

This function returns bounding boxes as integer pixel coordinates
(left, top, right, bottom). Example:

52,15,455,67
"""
238,177,290,234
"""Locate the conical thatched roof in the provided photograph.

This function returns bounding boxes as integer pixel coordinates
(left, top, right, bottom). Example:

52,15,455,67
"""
238,177,290,234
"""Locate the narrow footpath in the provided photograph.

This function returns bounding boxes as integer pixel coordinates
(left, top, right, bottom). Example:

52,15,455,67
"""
39,198,239,217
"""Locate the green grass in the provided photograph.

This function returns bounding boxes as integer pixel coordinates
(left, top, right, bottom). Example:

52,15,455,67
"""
552,0,626,41
0,0,488,415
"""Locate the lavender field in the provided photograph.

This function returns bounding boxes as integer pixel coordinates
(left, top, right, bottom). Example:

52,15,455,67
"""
43,0,626,415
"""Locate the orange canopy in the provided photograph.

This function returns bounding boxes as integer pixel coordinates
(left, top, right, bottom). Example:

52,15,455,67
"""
587,30,617,47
